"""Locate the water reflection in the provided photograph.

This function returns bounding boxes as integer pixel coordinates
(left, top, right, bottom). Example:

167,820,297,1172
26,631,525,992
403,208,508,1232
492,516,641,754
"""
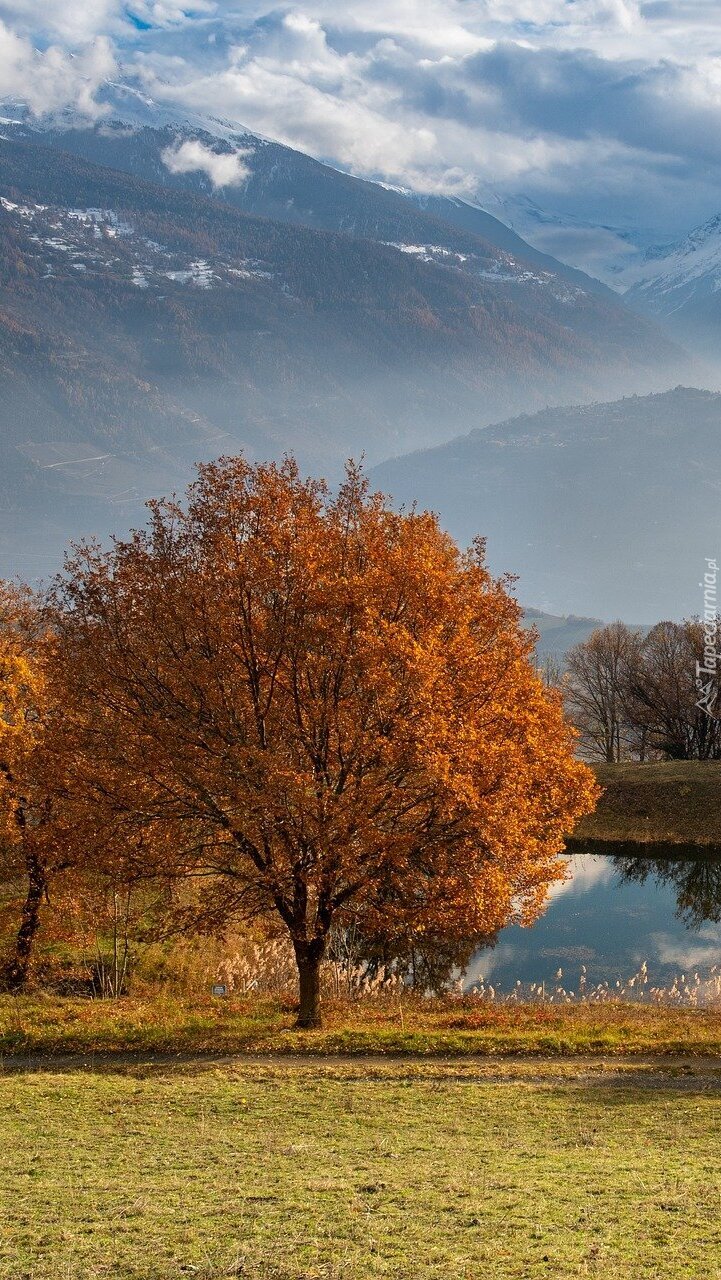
611,853,721,928
466,848,721,991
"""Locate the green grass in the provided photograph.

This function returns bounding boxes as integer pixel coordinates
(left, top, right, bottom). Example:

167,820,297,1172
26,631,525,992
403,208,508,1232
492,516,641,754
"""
5,994,721,1058
570,761,721,849
2,1059,721,1278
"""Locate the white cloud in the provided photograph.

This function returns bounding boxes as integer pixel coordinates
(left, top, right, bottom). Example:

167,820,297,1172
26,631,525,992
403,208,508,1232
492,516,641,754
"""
0,0,123,45
119,5,721,235
2,2,721,234
0,0,216,43
0,20,116,117
546,855,616,900
161,136,252,186
300,0,495,56
652,926,721,970
138,16,445,186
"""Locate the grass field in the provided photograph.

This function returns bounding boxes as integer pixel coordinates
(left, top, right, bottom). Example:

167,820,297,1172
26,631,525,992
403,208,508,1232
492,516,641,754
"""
5,994,721,1058
570,761,721,848
2,1058,721,1279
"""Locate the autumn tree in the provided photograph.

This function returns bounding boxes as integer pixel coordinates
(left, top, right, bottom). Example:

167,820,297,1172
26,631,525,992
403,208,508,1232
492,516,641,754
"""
0,583,47,987
55,458,597,1027
0,584,73,989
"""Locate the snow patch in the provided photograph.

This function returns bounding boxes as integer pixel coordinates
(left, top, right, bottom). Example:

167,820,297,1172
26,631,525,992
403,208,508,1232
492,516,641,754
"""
227,263,273,281
67,209,134,236
385,242,468,263
0,196,39,217
619,213,721,321
165,259,215,287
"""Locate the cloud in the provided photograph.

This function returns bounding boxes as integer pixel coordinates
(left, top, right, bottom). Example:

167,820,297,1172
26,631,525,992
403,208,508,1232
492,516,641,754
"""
652,926,721,970
2,2,721,237
0,0,217,44
161,136,252,186
121,4,721,235
0,20,116,117
546,856,616,901
0,0,124,45
141,16,443,186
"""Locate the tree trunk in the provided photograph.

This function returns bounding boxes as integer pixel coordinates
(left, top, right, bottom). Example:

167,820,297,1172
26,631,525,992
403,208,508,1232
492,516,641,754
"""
5,851,46,993
293,939,325,1029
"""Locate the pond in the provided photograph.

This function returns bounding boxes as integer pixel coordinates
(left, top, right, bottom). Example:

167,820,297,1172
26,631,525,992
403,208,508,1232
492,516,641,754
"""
466,851,721,995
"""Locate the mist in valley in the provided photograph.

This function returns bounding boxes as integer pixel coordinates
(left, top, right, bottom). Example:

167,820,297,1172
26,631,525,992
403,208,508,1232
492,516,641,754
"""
2,63,721,633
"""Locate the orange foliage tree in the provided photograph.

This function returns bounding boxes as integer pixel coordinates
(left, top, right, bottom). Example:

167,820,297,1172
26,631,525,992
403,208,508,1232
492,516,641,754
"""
56,459,597,1026
0,584,72,989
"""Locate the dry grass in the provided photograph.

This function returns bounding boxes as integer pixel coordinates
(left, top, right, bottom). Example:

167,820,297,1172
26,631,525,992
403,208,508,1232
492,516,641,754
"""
5,992,721,1058
569,761,721,848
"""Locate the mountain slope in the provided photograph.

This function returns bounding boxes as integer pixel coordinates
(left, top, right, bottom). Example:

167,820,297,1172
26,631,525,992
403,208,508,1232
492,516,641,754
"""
0,135,692,580
522,608,607,663
0,133,686,435
403,193,614,298
479,194,661,288
371,387,721,621
2,85,613,301
623,216,721,361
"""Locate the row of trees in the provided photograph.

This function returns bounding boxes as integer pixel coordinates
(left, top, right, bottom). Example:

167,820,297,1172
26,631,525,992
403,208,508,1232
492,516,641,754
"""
558,620,721,762
0,458,596,1025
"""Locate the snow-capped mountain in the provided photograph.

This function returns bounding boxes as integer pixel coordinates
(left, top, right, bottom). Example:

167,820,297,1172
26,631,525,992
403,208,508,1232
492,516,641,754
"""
622,215,721,360
1,80,613,300
0,80,263,146
472,192,663,289
4,79,677,301
0,80,684,300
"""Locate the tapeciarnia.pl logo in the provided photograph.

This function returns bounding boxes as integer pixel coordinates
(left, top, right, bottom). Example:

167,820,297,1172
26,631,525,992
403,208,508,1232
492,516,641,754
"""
696,557,720,717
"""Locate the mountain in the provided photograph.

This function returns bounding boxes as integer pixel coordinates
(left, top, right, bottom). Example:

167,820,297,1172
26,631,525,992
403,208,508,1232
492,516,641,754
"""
4,83,701,360
402,193,614,298
623,216,721,363
1,84,612,300
371,387,721,621
0,101,693,581
522,608,606,663
466,193,663,288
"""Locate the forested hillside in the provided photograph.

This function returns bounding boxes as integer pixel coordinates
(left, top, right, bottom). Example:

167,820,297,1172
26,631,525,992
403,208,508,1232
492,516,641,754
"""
25,109,609,296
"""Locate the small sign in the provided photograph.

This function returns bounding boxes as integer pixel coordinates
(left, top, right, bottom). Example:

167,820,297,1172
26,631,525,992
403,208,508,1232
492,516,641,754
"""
212,983,228,997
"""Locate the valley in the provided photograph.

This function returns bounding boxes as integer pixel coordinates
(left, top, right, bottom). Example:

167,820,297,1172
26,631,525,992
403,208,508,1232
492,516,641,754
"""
372,387,721,620
0,97,698,589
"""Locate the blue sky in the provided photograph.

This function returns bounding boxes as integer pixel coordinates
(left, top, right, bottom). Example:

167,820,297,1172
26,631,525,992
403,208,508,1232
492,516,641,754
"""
1,1,721,236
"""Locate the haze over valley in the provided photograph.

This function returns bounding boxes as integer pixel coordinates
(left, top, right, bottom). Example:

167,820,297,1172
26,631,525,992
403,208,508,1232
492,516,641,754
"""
373,387,721,621
3,3,721,626
0,84,712,616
